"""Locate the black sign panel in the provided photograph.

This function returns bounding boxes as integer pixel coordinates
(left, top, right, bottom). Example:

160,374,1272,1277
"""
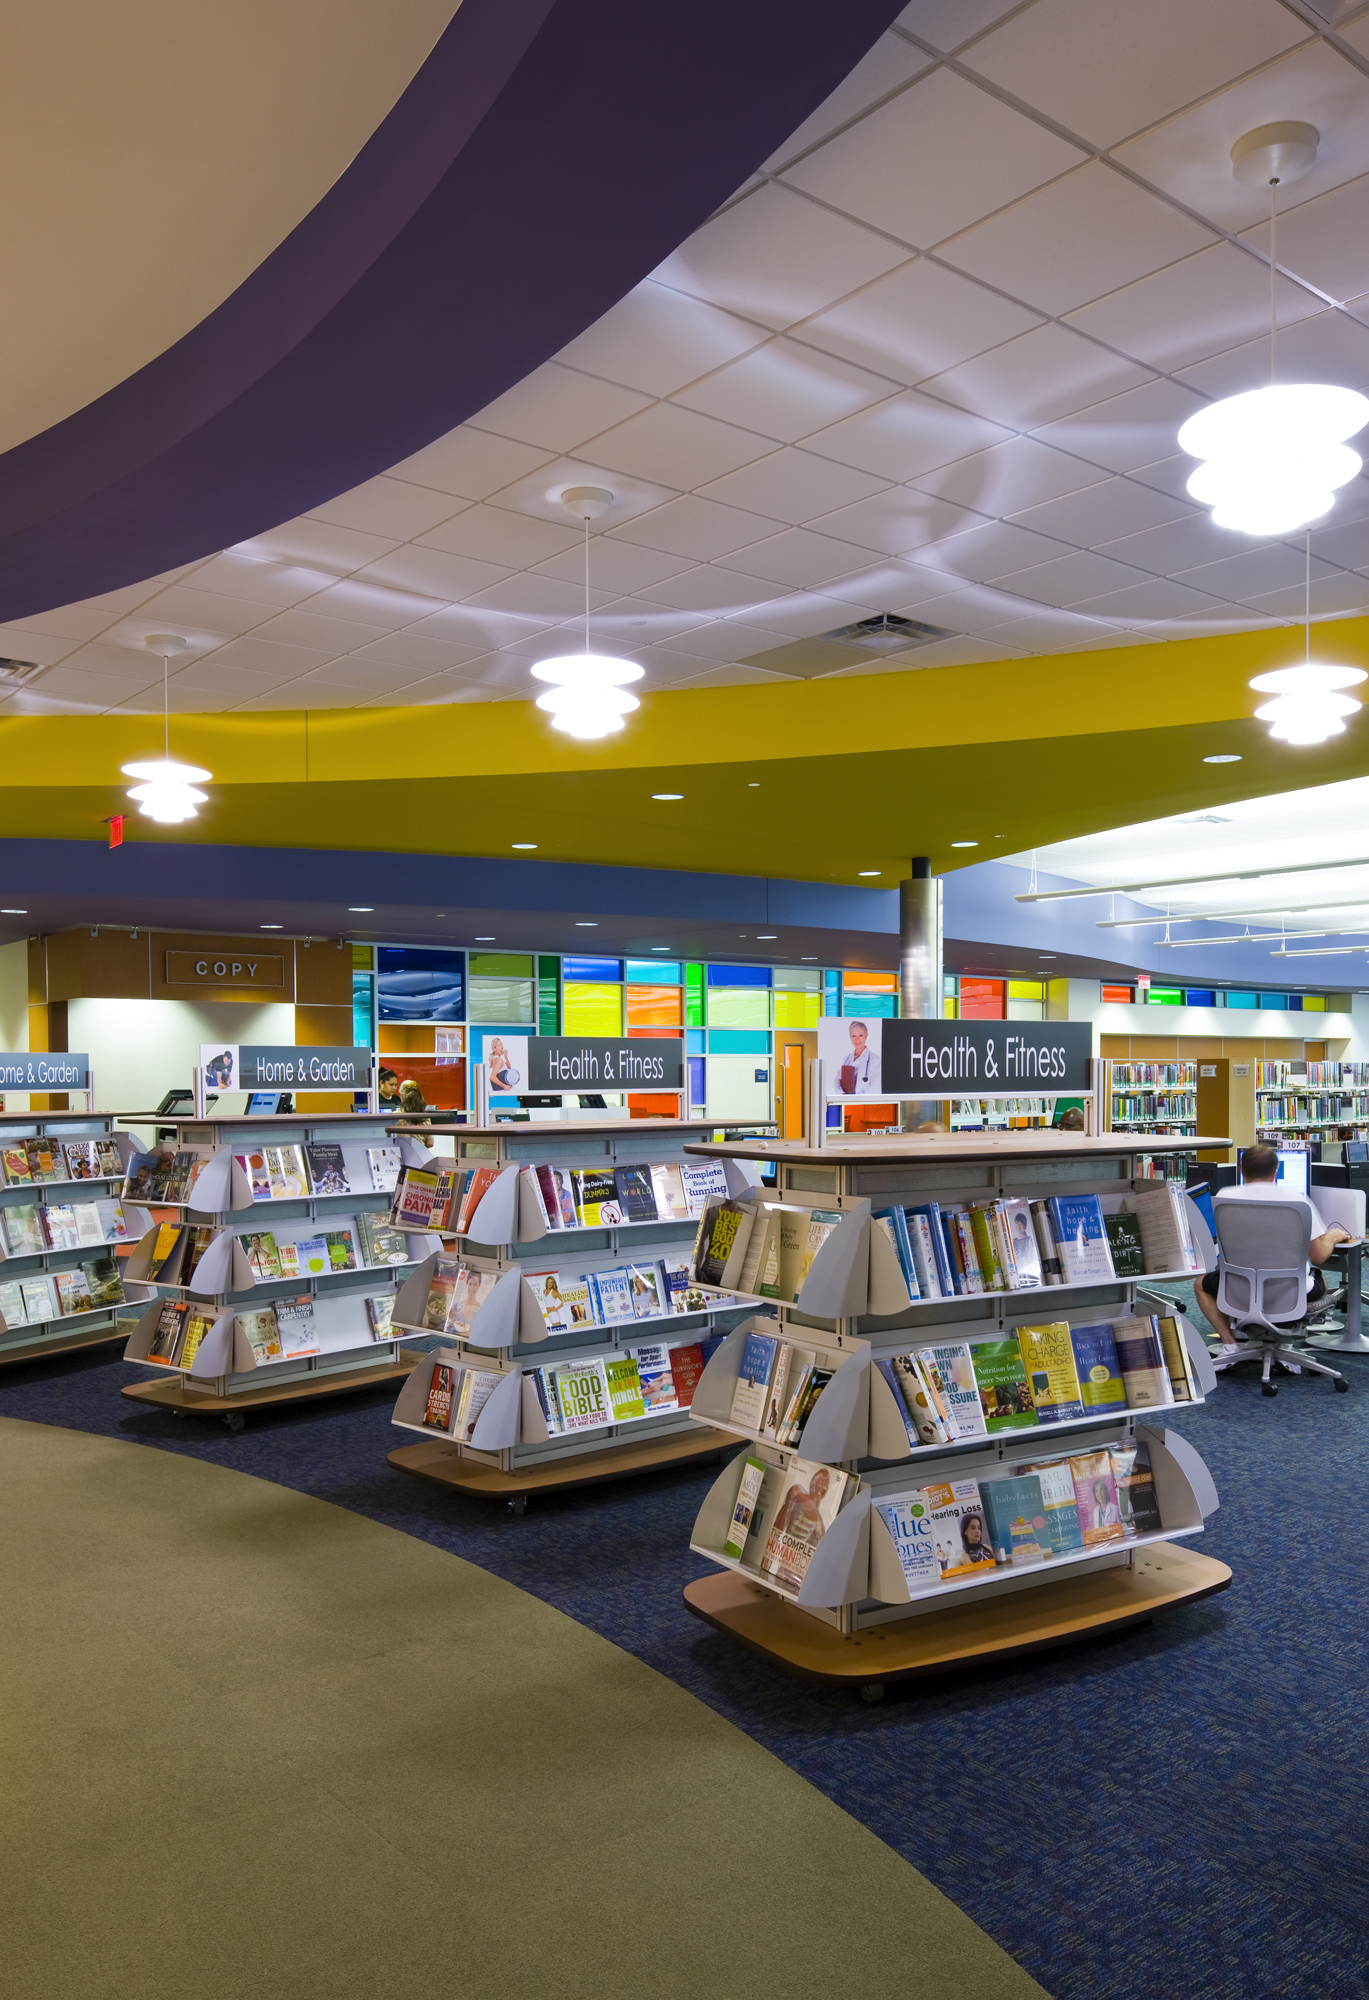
525,1037,684,1092
0,1052,91,1089
882,1020,1092,1096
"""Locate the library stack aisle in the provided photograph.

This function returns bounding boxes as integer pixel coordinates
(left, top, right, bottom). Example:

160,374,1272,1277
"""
680,1128,1233,1698
118,1110,437,1427
386,1119,764,1510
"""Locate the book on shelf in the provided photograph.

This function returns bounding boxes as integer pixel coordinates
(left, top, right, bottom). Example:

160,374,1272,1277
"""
1157,1313,1197,1402
1112,1315,1175,1410
40,1204,82,1252
1069,1448,1126,1548
922,1341,987,1439
356,1213,412,1268
422,1362,455,1430
1067,1320,1127,1410
968,1206,1005,1292
145,1222,189,1283
392,1167,440,1229
1111,1441,1163,1538
80,1251,124,1310
649,1162,690,1222
366,1146,402,1193
679,1158,729,1219
1016,1322,1086,1424
276,1296,320,1358
625,1262,664,1317
729,1325,779,1430
945,1207,985,1295
660,1258,711,1314
324,1228,358,1273
725,1456,768,1560
456,1167,501,1234
668,1342,706,1407
147,1299,189,1363
0,1277,26,1327
422,1256,459,1332
880,1353,949,1446
779,1363,832,1445
972,1339,1039,1433
179,1308,216,1369
907,1203,955,1297
603,1353,647,1422
795,1208,844,1300
161,1150,202,1205
235,1150,272,1202
1030,1201,1064,1285
912,1348,962,1440
1,1204,46,1258
979,1473,1052,1566
614,1164,658,1223
24,1138,69,1184
54,1268,93,1316
762,1341,815,1442
737,1209,783,1299
293,1234,332,1278
1103,1211,1145,1278
366,1294,396,1340
630,1342,680,1414
238,1307,285,1365
18,1276,51,1323
589,1266,637,1326
452,1366,503,1442
925,1479,994,1580
755,1458,850,1596
873,1207,920,1301
905,1209,945,1299
538,1165,577,1228
125,1147,177,1202
1000,1199,1044,1287
305,1144,350,1195
548,1357,611,1433
1125,1185,1198,1275
243,1230,282,1280
695,1200,754,1289
0,1145,31,1187
265,1146,309,1199
1048,1195,1115,1284
875,1359,921,1450
64,1140,107,1182
1014,1455,1085,1557
572,1168,622,1228
875,1493,941,1589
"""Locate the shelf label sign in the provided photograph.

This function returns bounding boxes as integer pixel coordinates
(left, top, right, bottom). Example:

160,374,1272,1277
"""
817,1018,1091,1099
482,1036,684,1093
200,1044,373,1090
0,1052,91,1088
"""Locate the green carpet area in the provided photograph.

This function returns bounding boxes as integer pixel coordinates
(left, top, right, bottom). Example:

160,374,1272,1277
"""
0,1417,1045,2000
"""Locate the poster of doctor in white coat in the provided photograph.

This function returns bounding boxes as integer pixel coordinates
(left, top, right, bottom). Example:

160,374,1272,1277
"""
818,1017,883,1095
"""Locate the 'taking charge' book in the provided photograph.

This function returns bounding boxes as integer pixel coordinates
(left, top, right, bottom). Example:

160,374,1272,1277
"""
1015,1322,1085,1424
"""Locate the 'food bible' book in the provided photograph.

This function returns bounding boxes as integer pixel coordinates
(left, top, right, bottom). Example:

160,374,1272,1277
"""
549,1358,610,1433
971,1339,1038,1433
1067,1320,1127,1410
876,1493,940,1591
1015,1321,1085,1424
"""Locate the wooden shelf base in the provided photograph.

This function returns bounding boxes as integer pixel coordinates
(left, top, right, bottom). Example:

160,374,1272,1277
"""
388,1426,734,1503
121,1352,423,1423
683,1542,1232,1689
0,1322,126,1369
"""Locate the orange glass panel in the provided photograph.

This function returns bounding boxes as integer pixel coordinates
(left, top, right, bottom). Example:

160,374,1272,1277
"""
958,978,1005,1020
626,985,683,1028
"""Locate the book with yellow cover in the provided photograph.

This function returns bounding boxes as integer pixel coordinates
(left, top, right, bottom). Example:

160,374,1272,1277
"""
1016,1321,1085,1424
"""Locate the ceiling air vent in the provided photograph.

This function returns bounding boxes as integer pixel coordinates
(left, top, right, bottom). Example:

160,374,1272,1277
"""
0,658,45,688
741,613,955,680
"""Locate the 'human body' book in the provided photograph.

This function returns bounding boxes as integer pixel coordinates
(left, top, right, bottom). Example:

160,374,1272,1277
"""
758,1459,849,1595
924,1478,994,1580
1113,1314,1175,1410
972,1339,1039,1433
876,1493,940,1590
1016,1322,1085,1424
729,1327,779,1431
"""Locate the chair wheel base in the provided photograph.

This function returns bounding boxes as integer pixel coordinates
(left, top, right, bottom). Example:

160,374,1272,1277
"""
1262,1383,1278,1397
1335,1378,1350,1392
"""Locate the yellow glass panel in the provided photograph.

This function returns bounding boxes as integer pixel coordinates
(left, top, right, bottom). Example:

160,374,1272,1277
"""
773,989,820,1029
1007,980,1043,1000
707,987,769,1028
625,985,682,1028
563,981,623,1034
1302,996,1326,1011
943,996,958,1018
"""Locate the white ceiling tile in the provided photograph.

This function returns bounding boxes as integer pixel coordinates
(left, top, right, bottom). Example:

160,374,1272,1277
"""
1064,242,1324,375
1029,376,1205,472
697,446,888,525
309,578,444,628
1176,307,1369,399
460,573,611,621
666,622,800,663
236,683,361,711
1310,512,1369,569
481,455,678,532
385,428,552,501
977,611,1126,652
807,487,989,557
608,494,781,560
912,435,1110,518
236,519,397,574
355,547,511,600
713,527,883,588
1009,475,1194,546
588,402,772,487
938,162,1215,316
783,68,1086,249
1174,544,1337,601
666,662,794,689
1240,172,1369,307
530,538,696,593
293,657,423,693
0,628,72,666
185,553,335,608
989,549,1158,606
307,474,461,540
249,608,389,654
892,580,1037,632
119,584,269,637
637,566,784,615
587,599,715,648
1127,452,1207,503
1243,572,1369,618
554,279,768,397
0,604,102,644
894,0,1022,52
811,561,970,612
650,181,908,331
915,519,1079,582
1095,511,1251,576
965,0,1305,149
466,362,653,454
345,631,488,675
197,635,336,678
29,666,147,706
923,323,1153,430
673,338,895,443
761,30,935,172
800,257,1042,385
415,502,581,567
731,590,882,638
1112,41,1369,234
68,580,170,619
805,391,1012,481
1067,576,1231,622
365,673,496,708
41,640,159,678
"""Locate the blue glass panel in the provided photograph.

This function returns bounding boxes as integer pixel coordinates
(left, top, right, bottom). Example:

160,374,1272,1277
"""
561,956,622,982
707,1030,772,1054
706,963,770,986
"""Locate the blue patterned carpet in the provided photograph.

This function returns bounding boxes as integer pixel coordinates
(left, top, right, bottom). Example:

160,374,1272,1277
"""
4,1322,1366,2000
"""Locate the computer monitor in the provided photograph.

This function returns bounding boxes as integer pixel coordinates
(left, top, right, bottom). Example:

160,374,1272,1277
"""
1347,1139,1368,1164
1275,1145,1309,1196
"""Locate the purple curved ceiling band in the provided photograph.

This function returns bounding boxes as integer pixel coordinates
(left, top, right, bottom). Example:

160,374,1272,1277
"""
0,0,906,624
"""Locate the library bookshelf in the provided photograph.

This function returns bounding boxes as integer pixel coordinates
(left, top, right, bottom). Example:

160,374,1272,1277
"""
117,1110,436,1428
0,1110,157,1365
385,1119,769,1508
677,1129,1232,1695
1255,1061,1369,1142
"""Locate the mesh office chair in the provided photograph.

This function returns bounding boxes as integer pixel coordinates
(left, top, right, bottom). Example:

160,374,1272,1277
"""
1212,1198,1348,1397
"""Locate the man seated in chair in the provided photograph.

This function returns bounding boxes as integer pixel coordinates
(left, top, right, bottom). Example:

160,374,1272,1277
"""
1194,1143,1351,1349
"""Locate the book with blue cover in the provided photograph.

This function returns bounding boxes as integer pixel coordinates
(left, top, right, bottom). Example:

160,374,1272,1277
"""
589,1266,636,1324
874,1206,920,1300
1068,1320,1127,1409
728,1327,779,1431
979,1473,1052,1565
1047,1194,1115,1284
875,1358,920,1449
1015,1454,1086,1556
908,1203,955,1297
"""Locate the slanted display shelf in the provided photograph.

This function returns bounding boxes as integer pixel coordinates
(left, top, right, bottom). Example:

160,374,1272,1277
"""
116,1110,435,1428
0,1111,157,1365
384,1120,772,1509
676,1128,1233,1696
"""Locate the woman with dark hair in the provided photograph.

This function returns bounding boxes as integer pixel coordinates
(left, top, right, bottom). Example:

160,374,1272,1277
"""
961,1510,994,1563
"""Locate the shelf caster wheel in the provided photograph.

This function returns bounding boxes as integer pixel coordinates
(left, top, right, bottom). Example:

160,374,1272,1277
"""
224,1412,246,1432
509,1494,527,1517
859,1683,885,1705
1335,1378,1350,1393
1262,1383,1277,1398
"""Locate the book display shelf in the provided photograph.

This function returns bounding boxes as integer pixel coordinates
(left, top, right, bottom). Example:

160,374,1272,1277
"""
0,1111,157,1365
677,1129,1233,1698
116,1111,436,1429
1107,1062,1198,1140
385,1120,771,1510
1256,1061,1369,1140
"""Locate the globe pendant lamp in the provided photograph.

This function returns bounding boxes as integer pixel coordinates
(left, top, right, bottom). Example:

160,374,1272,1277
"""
120,635,212,821
1178,124,1369,538
531,488,642,739
1248,533,1365,745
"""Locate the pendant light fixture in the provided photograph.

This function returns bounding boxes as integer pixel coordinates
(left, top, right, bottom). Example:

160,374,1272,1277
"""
1248,532,1365,744
531,488,642,739
1178,123,1369,537
120,635,212,821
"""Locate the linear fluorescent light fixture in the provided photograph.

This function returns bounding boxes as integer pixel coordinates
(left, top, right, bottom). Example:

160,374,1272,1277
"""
1019,852,1369,903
